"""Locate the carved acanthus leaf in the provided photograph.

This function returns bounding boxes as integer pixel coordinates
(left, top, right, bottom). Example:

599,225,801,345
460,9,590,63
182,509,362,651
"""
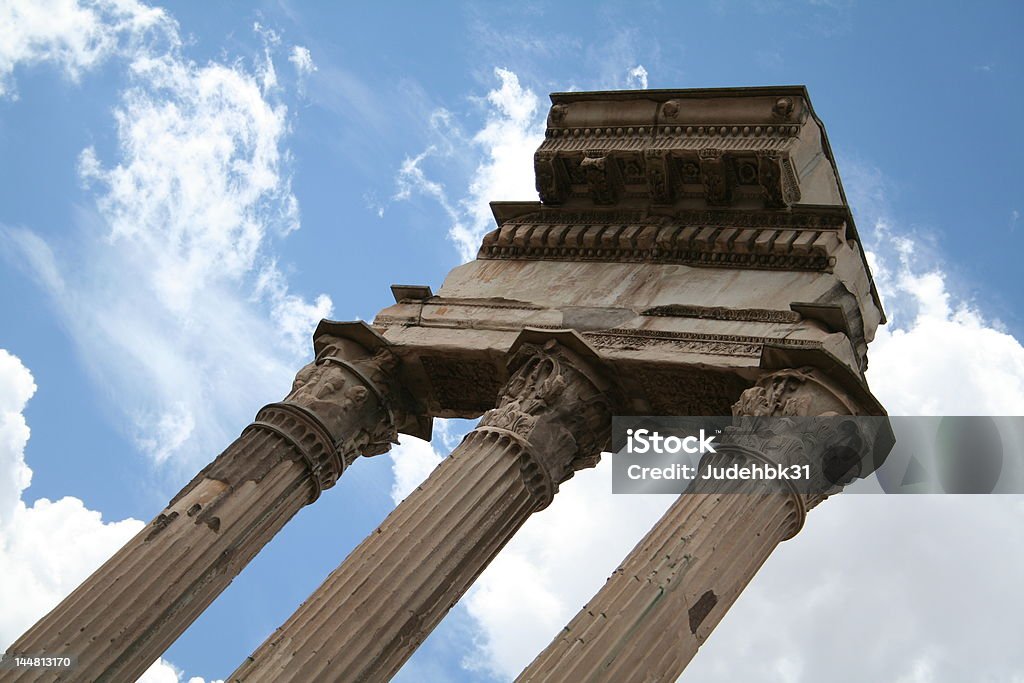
480,340,612,506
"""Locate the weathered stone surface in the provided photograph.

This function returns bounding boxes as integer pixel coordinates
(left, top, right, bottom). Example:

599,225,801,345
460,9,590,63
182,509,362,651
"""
228,335,613,682
4,324,421,683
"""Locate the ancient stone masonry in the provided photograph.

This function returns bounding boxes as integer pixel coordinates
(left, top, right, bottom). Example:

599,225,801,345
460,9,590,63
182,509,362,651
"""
4,323,428,683
6,86,890,683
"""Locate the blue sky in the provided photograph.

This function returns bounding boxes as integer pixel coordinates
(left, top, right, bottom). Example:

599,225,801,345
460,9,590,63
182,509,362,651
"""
1,1,1023,682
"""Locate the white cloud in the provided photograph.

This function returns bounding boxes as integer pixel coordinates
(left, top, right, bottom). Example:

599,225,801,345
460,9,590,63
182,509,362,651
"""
0,349,221,683
866,229,1024,415
137,657,223,683
2,5,331,468
627,64,648,89
288,45,316,76
685,495,1024,683
0,350,35,525
394,68,545,261
0,0,175,99
387,418,467,506
388,436,444,505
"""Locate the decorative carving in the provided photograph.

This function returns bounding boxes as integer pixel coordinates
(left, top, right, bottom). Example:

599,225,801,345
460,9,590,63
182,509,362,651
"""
733,367,856,417
501,209,668,227
533,97,812,209
636,367,746,415
699,148,732,206
421,355,504,412
548,103,568,126
679,158,701,183
755,151,801,208
541,123,800,142
479,213,837,271
736,158,760,185
641,304,802,324
580,152,621,204
583,329,821,357
479,340,612,507
780,155,801,204
618,153,645,185
772,96,794,119
233,340,401,501
564,155,587,184
671,208,839,229
498,206,846,230
644,150,673,204
534,151,566,204
722,367,873,514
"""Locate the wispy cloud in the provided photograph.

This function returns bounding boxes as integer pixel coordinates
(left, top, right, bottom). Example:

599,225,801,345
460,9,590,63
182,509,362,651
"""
387,418,468,506
626,64,648,89
393,68,545,261
288,45,316,76
0,1,318,679
2,3,331,470
0,0,176,99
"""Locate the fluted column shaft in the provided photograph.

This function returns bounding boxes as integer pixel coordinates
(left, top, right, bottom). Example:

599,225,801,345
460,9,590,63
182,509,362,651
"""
230,336,614,683
518,367,876,683
6,332,404,683
518,455,799,682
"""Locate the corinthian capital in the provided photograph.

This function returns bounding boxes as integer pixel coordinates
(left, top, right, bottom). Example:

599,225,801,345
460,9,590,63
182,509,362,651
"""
244,329,405,502
287,336,400,454
721,367,880,514
480,337,613,508
732,367,858,417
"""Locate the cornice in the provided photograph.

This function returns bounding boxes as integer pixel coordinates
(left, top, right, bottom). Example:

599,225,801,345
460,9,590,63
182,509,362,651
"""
478,209,843,271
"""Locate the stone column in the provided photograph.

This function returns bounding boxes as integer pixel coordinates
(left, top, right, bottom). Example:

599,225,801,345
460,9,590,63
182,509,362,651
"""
517,367,880,683
6,325,408,683
228,335,613,683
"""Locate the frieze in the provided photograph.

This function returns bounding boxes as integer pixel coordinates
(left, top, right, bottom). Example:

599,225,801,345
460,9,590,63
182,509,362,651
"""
582,329,823,357
635,367,747,417
641,304,802,324
498,207,846,230
532,146,802,209
420,355,505,413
